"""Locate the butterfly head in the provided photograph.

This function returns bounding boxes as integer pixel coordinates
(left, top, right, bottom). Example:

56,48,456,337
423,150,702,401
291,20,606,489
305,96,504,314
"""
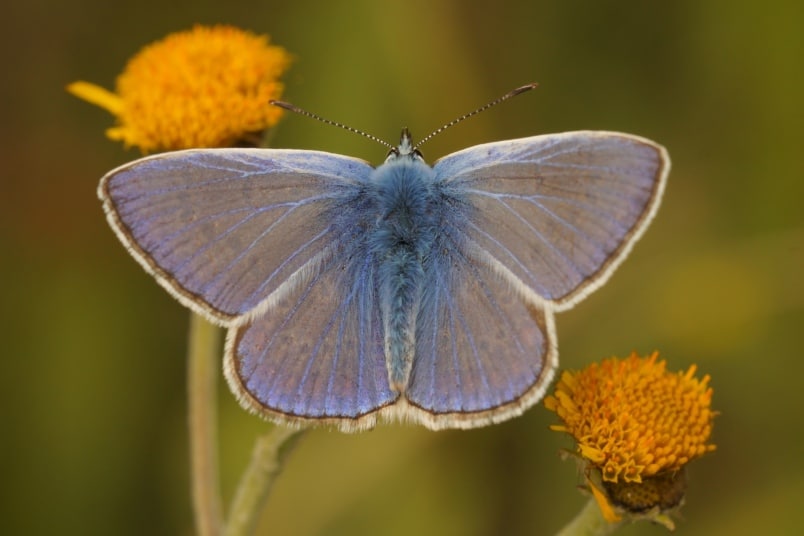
385,128,424,163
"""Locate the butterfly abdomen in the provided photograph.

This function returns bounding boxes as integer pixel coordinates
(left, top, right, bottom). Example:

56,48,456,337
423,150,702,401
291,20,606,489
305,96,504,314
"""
370,159,441,391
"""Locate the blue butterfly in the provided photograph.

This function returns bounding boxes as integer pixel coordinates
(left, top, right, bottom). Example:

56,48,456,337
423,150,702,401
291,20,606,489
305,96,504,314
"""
99,85,669,431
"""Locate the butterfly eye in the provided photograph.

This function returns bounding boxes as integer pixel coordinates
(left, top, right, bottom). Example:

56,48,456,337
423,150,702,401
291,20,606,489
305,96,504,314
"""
384,147,400,162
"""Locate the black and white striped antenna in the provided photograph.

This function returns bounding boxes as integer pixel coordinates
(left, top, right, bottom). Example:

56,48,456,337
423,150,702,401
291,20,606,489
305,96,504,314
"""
414,82,538,150
270,99,394,151
270,82,538,151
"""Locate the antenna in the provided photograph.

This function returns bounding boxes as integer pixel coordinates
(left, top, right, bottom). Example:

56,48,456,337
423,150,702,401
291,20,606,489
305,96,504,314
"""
270,100,395,151
413,82,539,150
271,82,538,152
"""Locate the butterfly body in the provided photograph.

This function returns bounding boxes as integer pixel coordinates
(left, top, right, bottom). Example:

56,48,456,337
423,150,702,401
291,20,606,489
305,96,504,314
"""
100,126,669,431
370,131,451,390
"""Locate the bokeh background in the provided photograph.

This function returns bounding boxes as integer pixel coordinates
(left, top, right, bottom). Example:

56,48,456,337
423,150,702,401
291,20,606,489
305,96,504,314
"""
3,1,802,534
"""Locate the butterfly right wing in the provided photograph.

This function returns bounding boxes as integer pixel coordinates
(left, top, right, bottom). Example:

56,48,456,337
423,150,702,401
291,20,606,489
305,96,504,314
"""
432,131,668,310
403,131,668,428
99,148,372,324
404,226,557,429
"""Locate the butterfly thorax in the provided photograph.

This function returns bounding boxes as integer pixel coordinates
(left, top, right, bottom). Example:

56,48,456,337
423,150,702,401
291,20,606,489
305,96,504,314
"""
371,136,440,392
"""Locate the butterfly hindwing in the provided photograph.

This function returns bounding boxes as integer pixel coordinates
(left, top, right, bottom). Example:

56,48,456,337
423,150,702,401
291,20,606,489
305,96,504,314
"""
224,237,398,429
405,227,557,429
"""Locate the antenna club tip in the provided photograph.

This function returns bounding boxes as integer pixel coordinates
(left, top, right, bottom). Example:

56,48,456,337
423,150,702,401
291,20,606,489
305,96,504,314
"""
514,82,539,94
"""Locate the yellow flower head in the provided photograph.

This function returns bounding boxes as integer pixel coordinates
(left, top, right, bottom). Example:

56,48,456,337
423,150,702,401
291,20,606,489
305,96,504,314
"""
545,351,715,483
544,351,716,525
67,25,292,152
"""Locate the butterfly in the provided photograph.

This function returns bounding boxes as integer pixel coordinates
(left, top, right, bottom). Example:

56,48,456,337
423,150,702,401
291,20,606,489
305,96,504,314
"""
98,84,669,431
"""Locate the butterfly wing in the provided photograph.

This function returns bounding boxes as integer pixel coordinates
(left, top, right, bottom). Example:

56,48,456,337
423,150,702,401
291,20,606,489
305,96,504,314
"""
99,148,373,323
404,226,557,429
404,131,668,427
224,245,399,430
101,149,398,428
433,131,669,310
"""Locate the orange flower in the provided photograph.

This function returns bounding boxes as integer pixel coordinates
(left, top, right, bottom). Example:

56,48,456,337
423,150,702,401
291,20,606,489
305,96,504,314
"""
545,351,716,525
67,25,291,152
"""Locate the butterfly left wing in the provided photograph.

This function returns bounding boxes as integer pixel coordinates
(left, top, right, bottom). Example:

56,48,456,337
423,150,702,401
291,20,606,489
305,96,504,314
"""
225,239,399,430
433,131,669,310
101,148,399,429
99,148,372,323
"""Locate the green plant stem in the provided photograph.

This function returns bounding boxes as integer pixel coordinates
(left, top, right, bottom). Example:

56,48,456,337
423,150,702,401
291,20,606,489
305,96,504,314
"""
188,313,223,536
224,426,307,536
555,498,621,536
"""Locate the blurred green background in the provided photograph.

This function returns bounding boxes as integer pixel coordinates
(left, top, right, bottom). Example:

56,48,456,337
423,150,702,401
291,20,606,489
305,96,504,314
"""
2,0,802,534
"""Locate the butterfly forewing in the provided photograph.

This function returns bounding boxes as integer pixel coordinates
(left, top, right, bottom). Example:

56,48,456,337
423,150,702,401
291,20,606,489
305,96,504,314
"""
433,131,668,309
99,149,373,322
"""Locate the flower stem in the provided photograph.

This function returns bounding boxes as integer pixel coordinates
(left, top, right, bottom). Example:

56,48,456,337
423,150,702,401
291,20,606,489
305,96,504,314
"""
224,426,307,536
555,498,620,536
188,313,224,536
